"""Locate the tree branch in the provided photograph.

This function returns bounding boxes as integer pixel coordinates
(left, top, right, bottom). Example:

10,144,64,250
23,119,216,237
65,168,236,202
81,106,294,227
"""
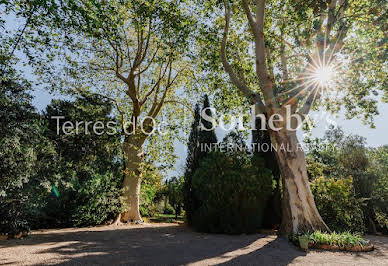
326,0,338,43
221,1,265,113
242,0,257,34
297,87,321,122
137,47,159,75
253,0,275,105
280,32,289,81
140,58,170,106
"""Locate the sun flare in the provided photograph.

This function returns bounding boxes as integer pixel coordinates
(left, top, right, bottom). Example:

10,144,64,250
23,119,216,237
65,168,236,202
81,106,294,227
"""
311,65,335,87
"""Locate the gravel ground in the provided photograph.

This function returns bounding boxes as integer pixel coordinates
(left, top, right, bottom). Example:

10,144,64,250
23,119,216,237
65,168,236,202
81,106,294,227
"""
0,223,387,265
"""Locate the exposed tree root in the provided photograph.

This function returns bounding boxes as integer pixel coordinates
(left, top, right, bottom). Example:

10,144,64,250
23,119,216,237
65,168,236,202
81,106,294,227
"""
110,213,124,226
133,219,144,224
109,214,144,226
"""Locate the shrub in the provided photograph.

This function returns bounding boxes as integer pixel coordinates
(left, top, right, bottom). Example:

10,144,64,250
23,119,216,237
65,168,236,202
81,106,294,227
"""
140,165,164,217
163,204,175,215
34,167,123,228
166,177,184,218
0,198,30,236
311,177,365,233
191,149,272,234
306,128,387,234
0,78,48,235
292,231,369,248
71,172,123,226
369,146,388,234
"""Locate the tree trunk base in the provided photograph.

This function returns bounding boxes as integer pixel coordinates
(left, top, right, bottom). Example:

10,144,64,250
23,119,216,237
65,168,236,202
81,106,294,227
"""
133,219,144,224
120,211,143,224
269,129,330,235
110,213,144,225
110,213,125,226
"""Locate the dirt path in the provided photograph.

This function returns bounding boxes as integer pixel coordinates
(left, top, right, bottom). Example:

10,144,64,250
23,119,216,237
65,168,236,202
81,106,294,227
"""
0,223,387,265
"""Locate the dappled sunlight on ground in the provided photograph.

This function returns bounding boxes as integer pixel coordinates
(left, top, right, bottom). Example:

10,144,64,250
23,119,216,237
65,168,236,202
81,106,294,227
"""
187,235,278,265
0,223,387,265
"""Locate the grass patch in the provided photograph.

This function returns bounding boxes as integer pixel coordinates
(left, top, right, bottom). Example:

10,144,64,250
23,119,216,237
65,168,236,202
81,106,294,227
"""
291,231,369,248
149,214,184,223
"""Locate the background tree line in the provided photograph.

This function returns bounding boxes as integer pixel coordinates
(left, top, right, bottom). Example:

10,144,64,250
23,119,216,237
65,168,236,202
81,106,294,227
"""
0,67,169,234
0,70,387,236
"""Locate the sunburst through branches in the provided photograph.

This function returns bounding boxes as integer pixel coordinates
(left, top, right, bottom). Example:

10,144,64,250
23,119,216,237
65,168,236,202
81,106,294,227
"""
279,52,343,110
311,65,335,87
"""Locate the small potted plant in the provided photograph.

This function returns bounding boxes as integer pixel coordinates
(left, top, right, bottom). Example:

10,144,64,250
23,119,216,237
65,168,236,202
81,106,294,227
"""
299,235,310,251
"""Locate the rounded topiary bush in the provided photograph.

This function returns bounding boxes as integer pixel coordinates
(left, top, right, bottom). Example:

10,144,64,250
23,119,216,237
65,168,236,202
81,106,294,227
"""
191,149,272,234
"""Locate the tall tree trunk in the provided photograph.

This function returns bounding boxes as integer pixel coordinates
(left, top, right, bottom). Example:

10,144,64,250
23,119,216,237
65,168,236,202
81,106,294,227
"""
269,128,329,234
121,134,144,223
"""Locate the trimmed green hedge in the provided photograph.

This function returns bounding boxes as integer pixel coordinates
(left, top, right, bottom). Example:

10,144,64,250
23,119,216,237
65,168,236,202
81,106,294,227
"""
191,151,272,234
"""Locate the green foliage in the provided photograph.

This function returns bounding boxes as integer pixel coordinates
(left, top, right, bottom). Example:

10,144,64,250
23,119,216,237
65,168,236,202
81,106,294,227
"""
191,133,272,234
183,103,201,225
306,127,388,233
0,136,34,235
0,198,30,236
140,164,164,217
199,95,218,145
36,94,123,227
0,72,49,235
305,126,368,180
163,204,175,215
0,84,127,233
197,0,386,125
71,172,123,226
0,76,37,195
293,231,368,248
43,94,120,169
2,0,387,236
5,0,197,190
183,95,218,225
251,117,281,228
166,176,184,218
311,177,365,233
368,146,388,233
149,213,183,223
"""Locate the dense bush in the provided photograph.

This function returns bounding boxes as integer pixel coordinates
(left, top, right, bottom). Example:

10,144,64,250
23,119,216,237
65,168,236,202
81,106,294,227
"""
166,177,184,218
306,127,388,234
163,205,175,215
191,135,272,234
140,165,164,217
0,76,52,235
71,172,123,226
0,198,30,236
311,177,365,233
0,86,127,233
34,95,124,228
369,146,388,233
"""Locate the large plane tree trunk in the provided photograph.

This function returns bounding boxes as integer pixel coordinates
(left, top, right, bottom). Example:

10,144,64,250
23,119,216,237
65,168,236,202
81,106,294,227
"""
120,134,145,223
269,128,329,234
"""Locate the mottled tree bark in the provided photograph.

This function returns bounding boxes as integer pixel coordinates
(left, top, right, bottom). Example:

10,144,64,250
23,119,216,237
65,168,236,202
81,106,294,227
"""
269,128,329,234
120,133,145,223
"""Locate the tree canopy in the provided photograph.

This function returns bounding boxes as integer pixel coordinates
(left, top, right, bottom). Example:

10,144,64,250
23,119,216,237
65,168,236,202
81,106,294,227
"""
197,0,386,125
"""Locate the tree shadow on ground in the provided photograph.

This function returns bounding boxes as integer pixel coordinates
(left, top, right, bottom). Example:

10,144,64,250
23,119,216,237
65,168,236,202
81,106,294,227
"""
0,224,305,265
